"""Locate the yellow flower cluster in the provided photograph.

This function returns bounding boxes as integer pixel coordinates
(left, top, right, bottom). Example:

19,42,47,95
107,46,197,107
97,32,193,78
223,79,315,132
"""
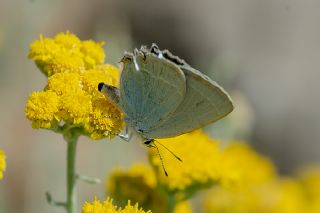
204,166,320,213
25,32,124,139
149,131,221,191
82,197,151,213
297,166,320,212
28,32,105,77
204,178,306,213
107,163,159,210
0,149,6,179
107,130,320,213
107,164,192,213
217,142,276,187
148,131,275,192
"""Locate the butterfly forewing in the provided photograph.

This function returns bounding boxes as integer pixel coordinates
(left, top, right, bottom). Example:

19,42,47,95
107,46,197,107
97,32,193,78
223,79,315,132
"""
119,52,187,133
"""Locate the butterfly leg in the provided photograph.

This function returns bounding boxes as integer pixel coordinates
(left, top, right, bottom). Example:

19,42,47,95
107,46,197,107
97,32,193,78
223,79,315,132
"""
118,126,132,142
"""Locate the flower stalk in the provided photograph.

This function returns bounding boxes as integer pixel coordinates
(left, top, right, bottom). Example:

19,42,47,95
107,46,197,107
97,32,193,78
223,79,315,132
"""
166,193,176,213
64,128,80,213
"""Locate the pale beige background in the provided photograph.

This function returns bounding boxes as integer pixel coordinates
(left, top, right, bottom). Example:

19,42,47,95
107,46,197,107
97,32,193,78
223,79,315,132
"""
0,0,320,212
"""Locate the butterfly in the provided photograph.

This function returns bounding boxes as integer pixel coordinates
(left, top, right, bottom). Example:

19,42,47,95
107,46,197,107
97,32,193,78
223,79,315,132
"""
98,44,233,174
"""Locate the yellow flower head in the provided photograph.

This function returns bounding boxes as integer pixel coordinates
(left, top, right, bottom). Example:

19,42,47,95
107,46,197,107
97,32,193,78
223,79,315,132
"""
81,40,105,68
107,163,193,213
217,143,277,187
59,91,92,125
108,163,157,191
173,201,192,213
107,164,163,211
82,197,151,213
26,32,124,139
28,32,105,77
204,178,307,213
122,201,152,213
25,91,61,129
47,72,81,95
149,130,221,191
0,149,6,179
297,166,320,212
148,131,276,196
84,97,124,140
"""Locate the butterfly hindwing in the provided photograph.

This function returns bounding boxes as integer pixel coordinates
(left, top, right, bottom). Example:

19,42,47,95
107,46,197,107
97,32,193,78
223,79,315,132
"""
143,65,234,139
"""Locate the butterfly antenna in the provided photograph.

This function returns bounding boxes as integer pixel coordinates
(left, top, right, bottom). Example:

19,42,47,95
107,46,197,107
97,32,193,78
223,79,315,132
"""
154,140,183,162
152,143,168,176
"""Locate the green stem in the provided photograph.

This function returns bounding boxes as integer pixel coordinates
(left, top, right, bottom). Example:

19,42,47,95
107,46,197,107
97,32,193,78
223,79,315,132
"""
166,193,176,213
65,130,79,213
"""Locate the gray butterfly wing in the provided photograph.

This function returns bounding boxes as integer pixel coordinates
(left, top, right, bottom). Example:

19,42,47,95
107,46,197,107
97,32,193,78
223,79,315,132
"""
119,51,186,133
143,65,234,139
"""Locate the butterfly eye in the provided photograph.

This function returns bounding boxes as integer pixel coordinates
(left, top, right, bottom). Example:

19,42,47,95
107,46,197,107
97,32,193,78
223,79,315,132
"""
143,139,154,146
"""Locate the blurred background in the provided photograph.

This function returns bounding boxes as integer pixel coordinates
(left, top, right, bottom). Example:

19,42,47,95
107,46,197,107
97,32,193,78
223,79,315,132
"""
1,0,320,212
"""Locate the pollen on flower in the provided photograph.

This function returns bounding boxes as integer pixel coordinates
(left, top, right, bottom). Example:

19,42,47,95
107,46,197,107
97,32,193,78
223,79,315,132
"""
0,149,6,179
47,72,81,95
82,197,151,213
149,130,221,191
25,91,61,129
59,91,92,125
47,52,85,75
85,97,124,140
